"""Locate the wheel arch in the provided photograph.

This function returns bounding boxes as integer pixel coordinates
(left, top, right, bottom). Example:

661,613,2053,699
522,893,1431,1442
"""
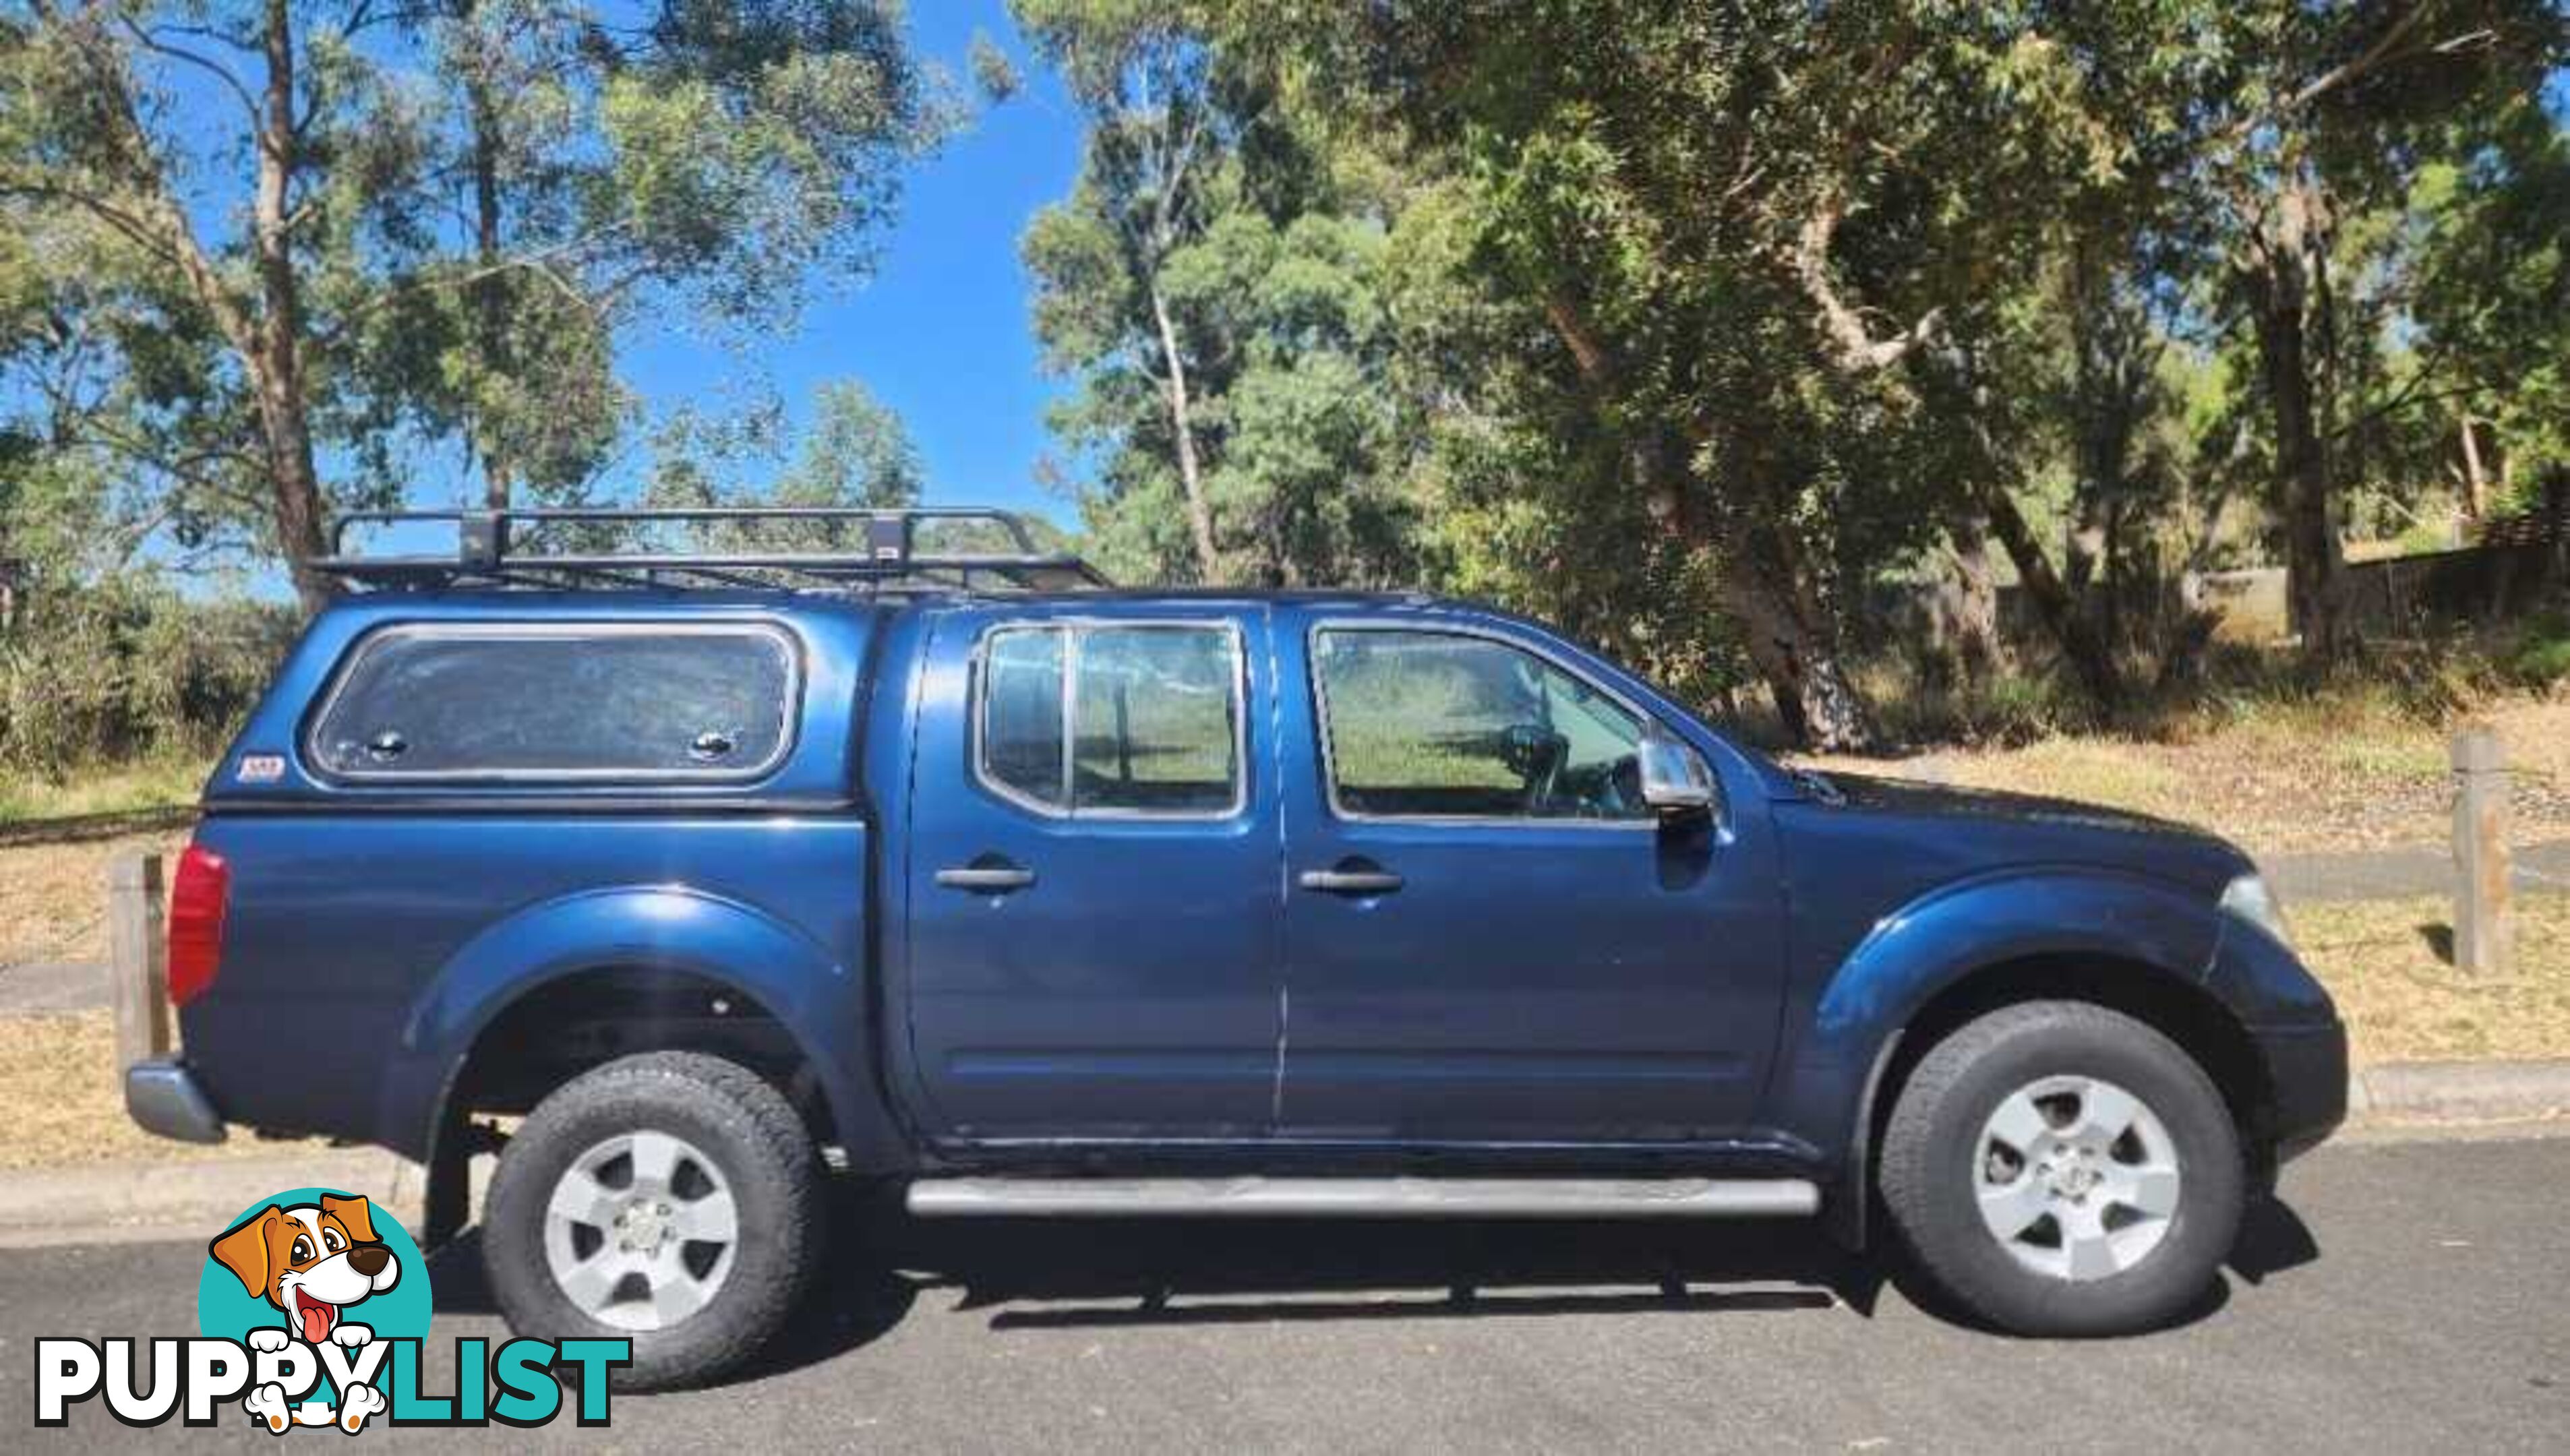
1830,952,2273,1251
385,885,912,1244
1790,869,2271,1250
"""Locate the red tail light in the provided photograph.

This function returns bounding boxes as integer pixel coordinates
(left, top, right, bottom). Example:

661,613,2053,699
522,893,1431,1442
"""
168,843,230,1007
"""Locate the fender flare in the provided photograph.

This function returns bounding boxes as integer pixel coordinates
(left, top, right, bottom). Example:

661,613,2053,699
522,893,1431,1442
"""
377,885,909,1176
1772,868,2230,1246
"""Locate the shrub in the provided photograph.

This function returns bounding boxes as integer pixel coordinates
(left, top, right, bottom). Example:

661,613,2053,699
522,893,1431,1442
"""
0,577,297,779
2507,611,2570,688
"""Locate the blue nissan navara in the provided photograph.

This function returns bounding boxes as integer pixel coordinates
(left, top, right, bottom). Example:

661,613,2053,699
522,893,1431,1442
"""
127,506,2345,1387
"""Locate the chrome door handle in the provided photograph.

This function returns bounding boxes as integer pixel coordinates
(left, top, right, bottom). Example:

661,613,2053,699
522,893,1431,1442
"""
936,866,1036,892
1298,868,1404,894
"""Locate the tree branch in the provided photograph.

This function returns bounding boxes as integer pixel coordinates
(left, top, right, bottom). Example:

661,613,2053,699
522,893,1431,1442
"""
121,18,262,124
2283,2,2437,113
1791,202,1941,373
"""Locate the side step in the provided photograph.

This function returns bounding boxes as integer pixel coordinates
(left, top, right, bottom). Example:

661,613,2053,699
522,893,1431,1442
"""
905,1176,1819,1219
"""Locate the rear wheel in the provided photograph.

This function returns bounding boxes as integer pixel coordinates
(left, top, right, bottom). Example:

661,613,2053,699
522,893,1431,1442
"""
1879,1000,2243,1335
481,1051,822,1389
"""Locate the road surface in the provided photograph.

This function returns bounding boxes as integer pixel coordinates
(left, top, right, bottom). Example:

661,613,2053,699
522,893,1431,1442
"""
2,1133,2563,1452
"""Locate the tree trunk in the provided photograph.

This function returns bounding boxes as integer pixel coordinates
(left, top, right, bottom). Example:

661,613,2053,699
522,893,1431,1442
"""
2458,413,2487,522
1538,291,1872,750
2242,175,2351,662
253,0,332,614
461,1,514,510
1717,528,1873,752
1946,512,2002,692
1981,483,2124,710
1147,280,1221,583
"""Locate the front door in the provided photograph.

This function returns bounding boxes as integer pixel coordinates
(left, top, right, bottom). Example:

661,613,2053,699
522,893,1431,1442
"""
902,605,1280,1141
1277,617,1783,1143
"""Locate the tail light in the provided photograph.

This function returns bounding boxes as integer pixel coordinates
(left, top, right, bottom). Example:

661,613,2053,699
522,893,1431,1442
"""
168,843,230,1007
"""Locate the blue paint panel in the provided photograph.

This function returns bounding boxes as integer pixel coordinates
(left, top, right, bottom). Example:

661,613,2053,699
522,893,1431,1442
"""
183,814,873,1160
1270,602,1792,1141
173,583,2348,1189
895,600,1285,1140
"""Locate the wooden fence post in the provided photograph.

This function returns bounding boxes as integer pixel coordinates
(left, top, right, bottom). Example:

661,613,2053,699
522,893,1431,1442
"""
106,852,170,1079
2451,727,2512,977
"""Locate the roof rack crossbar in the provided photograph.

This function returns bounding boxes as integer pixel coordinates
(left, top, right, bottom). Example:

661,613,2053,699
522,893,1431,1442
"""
309,506,1108,595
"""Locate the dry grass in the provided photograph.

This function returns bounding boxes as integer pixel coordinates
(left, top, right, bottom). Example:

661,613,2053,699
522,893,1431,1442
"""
2297,893,2570,1064
0,1010,324,1169
1802,697,2570,855
0,828,187,967
0,756,210,824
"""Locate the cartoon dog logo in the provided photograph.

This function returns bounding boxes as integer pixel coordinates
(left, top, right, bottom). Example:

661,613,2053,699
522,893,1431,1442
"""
208,1194,401,1434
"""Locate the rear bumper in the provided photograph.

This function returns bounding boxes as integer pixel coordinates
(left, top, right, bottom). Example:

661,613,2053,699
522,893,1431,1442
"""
2255,1020,2348,1164
126,1058,229,1145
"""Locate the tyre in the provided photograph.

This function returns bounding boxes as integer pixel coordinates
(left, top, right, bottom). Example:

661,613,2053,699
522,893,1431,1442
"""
1878,1000,2243,1336
481,1051,823,1389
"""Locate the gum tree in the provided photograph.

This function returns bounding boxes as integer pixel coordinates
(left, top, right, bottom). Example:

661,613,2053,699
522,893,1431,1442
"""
0,1,948,612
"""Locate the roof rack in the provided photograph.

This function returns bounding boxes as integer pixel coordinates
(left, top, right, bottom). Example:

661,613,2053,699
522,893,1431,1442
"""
308,506,1112,595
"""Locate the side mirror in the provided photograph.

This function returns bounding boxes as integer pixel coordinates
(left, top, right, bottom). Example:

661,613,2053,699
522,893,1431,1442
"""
1638,731,1716,816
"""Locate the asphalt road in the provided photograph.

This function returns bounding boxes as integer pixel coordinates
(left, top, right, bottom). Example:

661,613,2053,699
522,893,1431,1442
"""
2,1134,2563,1453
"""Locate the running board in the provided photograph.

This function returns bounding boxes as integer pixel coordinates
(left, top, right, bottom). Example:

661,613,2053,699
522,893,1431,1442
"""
904,1176,1820,1219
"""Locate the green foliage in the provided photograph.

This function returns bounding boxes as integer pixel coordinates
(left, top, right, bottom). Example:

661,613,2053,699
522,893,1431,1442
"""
0,1,953,587
638,377,925,556
2414,92,2570,492
1019,0,1422,588
968,30,1021,103
2507,611,2570,688
0,579,296,779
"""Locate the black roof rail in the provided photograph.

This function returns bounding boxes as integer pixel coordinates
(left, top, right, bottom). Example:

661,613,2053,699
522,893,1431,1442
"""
307,506,1111,595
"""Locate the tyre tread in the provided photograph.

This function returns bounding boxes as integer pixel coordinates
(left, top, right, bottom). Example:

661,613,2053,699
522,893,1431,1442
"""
1879,999,2241,1336
481,1050,821,1390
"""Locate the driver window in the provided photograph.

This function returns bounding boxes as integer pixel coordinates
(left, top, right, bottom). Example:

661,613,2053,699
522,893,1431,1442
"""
1313,629,1651,821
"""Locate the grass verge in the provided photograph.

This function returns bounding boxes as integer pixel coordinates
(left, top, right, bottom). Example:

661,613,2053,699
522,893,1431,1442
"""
0,756,210,825
2297,892,2570,1064
0,829,187,966
1800,697,2570,855
0,1010,325,1169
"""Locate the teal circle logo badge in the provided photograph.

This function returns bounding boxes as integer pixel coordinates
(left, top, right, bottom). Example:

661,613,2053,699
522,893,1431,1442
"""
199,1188,431,1433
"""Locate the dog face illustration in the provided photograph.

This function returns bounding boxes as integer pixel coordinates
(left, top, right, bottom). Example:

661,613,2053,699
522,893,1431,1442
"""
210,1194,401,1345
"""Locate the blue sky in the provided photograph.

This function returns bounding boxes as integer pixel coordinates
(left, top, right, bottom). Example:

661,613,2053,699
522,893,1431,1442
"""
615,1,1087,530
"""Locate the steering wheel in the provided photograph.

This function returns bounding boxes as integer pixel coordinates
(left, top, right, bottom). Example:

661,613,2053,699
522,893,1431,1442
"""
1499,724,1570,814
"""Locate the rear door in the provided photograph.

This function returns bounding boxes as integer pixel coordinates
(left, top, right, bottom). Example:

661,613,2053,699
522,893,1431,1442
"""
900,603,1282,1141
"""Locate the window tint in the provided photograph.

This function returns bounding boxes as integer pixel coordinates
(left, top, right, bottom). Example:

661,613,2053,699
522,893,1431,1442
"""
1315,630,1650,820
981,628,1067,808
1073,628,1238,812
976,624,1241,816
309,626,796,780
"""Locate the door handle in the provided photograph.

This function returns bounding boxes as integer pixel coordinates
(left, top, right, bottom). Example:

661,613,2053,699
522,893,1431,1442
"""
1298,867,1404,894
936,865,1036,892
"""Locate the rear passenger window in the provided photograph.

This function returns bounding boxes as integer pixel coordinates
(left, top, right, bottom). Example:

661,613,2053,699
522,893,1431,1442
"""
308,625,798,781
976,624,1241,816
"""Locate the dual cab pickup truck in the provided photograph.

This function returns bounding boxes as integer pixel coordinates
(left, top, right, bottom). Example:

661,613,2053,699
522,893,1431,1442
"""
128,507,2345,1388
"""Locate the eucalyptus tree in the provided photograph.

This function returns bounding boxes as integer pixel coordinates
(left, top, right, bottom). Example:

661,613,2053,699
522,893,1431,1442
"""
1205,1,2139,748
1,1,949,611
1015,0,1232,581
2412,85,2570,511
1018,0,1423,590
2176,0,2564,659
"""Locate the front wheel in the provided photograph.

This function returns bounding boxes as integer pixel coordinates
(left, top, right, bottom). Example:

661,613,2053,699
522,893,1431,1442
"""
481,1051,823,1389
1878,1001,2244,1336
